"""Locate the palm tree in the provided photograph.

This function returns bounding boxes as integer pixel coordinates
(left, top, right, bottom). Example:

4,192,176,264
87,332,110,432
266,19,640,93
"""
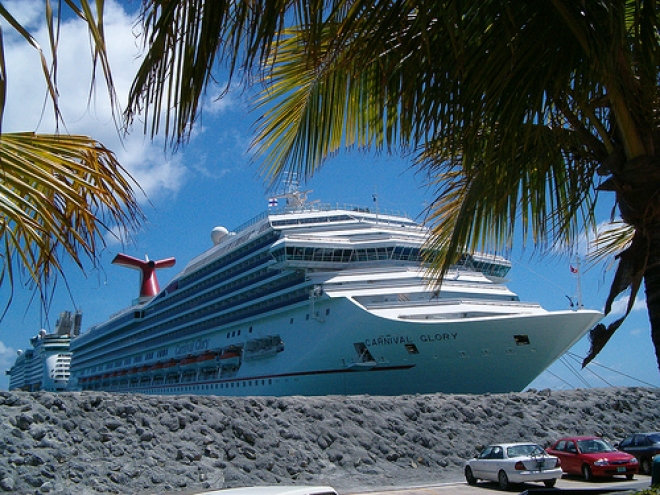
0,2,143,314
125,1,660,372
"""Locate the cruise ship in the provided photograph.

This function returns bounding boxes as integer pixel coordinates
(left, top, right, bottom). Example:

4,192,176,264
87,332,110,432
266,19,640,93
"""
6,310,81,392
69,189,602,396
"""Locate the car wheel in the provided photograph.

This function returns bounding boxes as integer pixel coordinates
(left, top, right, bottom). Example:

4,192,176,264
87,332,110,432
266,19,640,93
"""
582,465,593,481
498,470,510,491
642,457,652,475
465,466,477,485
544,479,557,488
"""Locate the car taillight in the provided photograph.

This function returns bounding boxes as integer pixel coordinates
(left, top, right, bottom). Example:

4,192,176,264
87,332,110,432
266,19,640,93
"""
514,461,526,470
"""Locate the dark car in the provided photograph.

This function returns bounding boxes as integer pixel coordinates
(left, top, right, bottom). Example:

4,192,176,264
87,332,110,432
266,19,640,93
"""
547,436,638,481
618,432,660,475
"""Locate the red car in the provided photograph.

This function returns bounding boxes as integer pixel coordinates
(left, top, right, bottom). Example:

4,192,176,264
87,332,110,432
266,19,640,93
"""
547,436,638,481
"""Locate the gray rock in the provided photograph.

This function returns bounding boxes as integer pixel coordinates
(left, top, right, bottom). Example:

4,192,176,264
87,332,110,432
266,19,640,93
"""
0,387,657,494
0,477,15,492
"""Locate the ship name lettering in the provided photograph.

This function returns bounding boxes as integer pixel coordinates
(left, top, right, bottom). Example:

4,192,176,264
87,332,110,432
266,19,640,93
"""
365,335,413,347
420,333,458,342
175,338,210,355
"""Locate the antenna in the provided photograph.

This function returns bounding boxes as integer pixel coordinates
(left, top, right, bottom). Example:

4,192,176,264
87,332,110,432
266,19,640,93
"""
576,256,583,308
571,256,583,308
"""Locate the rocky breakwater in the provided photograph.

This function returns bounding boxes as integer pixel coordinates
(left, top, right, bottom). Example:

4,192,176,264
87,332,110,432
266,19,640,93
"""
0,387,658,495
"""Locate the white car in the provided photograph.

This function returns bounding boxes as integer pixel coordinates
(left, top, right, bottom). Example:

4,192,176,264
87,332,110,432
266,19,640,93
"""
464,442,563,490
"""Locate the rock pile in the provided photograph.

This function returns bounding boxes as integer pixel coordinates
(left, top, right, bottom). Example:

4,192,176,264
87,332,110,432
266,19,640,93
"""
0,387,658,495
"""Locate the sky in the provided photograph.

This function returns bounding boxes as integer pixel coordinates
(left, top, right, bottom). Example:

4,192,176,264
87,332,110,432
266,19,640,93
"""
0,0,657,392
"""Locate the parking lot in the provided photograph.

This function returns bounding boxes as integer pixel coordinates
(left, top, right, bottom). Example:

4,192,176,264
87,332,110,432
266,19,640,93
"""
349,474,653,495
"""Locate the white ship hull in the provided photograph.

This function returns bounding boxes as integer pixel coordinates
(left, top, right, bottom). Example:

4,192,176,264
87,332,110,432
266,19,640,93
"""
70,192,602,396
73,292,600,396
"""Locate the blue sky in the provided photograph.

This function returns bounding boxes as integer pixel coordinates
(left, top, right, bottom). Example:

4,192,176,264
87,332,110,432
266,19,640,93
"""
0,0,657,392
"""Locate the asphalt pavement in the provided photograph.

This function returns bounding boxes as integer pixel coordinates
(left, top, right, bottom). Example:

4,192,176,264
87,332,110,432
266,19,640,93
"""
184,474,653,495
347,474,653,495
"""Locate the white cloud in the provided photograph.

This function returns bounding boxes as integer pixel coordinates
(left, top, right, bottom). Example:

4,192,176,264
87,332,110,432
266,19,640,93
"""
1,0,42,32
202,87,242,116
0,340,17,371
609,294,647,316
1,0,187,201
630,326,646,337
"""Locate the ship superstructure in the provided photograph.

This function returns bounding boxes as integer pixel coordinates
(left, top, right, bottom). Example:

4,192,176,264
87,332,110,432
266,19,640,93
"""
69,191,602,396
6,310,81,392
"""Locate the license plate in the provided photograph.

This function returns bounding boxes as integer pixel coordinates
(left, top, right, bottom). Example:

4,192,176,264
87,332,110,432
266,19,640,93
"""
617,467,626,473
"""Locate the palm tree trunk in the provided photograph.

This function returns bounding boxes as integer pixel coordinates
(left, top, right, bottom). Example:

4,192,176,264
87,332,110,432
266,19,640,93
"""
644,225,660,374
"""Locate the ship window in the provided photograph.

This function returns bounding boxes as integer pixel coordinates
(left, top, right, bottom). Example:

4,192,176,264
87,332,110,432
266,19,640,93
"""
290,318,294,324
325,308,330,316
514,335,530,346
405,344,419,354
237,330,241,336
249,326,253,333
306,314,309,320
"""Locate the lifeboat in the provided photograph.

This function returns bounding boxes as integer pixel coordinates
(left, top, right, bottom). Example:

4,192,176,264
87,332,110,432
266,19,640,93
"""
149,362,164,372
179,355,197,366
219,349,241,367
196,351,217,367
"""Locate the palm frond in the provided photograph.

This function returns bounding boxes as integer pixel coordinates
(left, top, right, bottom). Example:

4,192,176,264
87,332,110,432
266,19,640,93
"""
125,0,317,145
0,132,144,292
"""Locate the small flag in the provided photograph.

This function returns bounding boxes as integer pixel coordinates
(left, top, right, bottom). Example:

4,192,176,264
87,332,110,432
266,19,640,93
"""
570,265,578,273
268,198,278,207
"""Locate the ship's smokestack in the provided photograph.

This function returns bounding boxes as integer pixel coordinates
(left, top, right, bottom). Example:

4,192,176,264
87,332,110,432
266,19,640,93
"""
112,253,176,299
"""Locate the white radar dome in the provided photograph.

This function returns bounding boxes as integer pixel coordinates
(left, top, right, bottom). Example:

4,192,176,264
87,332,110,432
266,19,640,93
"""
211,226,229,245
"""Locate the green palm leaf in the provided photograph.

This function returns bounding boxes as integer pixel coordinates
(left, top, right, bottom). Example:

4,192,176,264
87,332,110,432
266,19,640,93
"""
0,132,143,297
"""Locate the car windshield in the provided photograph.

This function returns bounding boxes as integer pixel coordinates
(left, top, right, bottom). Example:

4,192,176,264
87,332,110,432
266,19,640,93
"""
507,444,545,458
577,439,616,453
